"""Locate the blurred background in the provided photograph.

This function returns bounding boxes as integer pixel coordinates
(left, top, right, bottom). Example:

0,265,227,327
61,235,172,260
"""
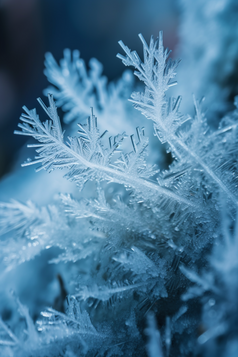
0,0,179,179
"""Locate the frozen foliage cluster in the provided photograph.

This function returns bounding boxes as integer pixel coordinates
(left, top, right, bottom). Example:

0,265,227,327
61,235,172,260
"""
1,11,238,357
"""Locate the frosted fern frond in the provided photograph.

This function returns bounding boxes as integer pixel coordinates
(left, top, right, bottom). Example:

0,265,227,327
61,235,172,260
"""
117,32,186,144
44,49,96,123
0,297,102,356
15,94,125,190
0,198,102,270
0,200,56,270
74,280,153,303
60,193,108,220
0,200,40,236
44,49,133,128
37,297,104,356
14,94,194,207
113,246,160,278
0,189,162,270
119,34,238,209
60,192,154,234
39,303,99,338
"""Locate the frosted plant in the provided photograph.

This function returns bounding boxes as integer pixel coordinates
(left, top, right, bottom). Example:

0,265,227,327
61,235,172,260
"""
0,27,238,356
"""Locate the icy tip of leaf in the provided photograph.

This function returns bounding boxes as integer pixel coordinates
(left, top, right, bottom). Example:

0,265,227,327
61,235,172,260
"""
116,53,126,61
138,33,148,49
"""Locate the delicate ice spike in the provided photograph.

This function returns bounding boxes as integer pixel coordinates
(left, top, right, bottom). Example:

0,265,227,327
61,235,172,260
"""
116,53,126,62
136,127,141,142
87,115,91,132
37,97,50,117
99,130,108,139
130,134,137,153
173,96,182,112
117,40,126,53
168,81,177,88
14,130,33,136
22,105,31,116
138,33,149,51
167,98,171,116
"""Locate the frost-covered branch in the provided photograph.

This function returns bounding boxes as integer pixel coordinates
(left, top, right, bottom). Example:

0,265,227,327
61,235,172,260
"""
14,94,194,207
118,33,238,208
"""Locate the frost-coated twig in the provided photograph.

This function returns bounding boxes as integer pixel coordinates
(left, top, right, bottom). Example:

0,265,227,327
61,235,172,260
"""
118,32,238,207
14,94,194,208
